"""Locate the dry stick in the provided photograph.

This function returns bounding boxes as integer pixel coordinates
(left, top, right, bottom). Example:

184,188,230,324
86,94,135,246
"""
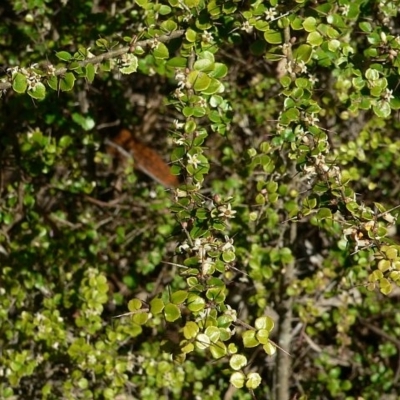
274,221,296,400
0,30,185,91
274,25,296,400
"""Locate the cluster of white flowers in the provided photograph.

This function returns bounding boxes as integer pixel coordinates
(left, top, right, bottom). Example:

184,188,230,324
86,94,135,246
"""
8,65,42,90
286,60,308,75
178,234,236,275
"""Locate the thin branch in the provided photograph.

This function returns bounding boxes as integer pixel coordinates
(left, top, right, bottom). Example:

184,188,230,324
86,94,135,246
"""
0,30,185,91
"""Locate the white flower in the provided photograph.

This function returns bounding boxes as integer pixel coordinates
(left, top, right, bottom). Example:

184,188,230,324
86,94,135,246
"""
201,258,214,275
218,203,237,219
382,88,394,102
221,236,235,252
340,5,350,16
178,242,190,252
187,153,201,169
241,21,253,34
308,74,319,85
173,119,184,130
265,7,278,21
201,31,213,43
297,60,308,74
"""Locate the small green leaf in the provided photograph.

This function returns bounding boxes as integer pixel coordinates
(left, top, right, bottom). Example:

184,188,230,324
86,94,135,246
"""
60,72,75,91
183,321,199,339
294,44,313,63
230,372,245,388
210,341,227,359
120,55,138,74
132,312,149,325
246,372,262,389
373,101,391,118
187,294,206,312
230,354,247,370
150,298,165,314
153,42,169,59
303,17,317,32
255,316,275,331
171,290,188,305
161,19,178,32
184,0,200,7
307,31,323,46
164,303,181,322
263,342,277,355
209,63,228,79
128,299,142,311
187,71,211,91
13,72,28,93
195,333,211,349
264,29,283,44
242,330,259,348
194,58,214,72
28,82,46,100
55,51,72,61
158,5,172,14
167,57,187,68
86,63,95,83
186,28,197,42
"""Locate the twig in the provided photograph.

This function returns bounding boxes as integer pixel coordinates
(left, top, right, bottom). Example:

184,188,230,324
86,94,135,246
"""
0,30,185,91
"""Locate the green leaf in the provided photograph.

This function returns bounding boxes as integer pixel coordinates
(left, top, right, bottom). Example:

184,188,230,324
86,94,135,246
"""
158,5,172,14
210,341,227,359
209,63,228,79
307,31,323,46
171,290,188,305
184,0,200,7
242,330,259,348
246,372,262,389
28,82,46,100
187,71,211,91
12,72,28,93
373,101,391,118
60,72,76,91
164,303,181,322
230,354,247,370
162,20,177,34
132,312,149,325
128,299,142,311
294,44,313,63
264,29,283,44
153,42,169,59
194,58,214,72
120,55,138,74
55,51,72,61
71,113,95,131
255,316,274,331
263,342,277,355
167,57,187,68
85,63,95,83
195,333,211,349
183,321,199,339
186,28,197,42
303,17,317,32
150,298,164,314
187,294,206,312
230,372,245,388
